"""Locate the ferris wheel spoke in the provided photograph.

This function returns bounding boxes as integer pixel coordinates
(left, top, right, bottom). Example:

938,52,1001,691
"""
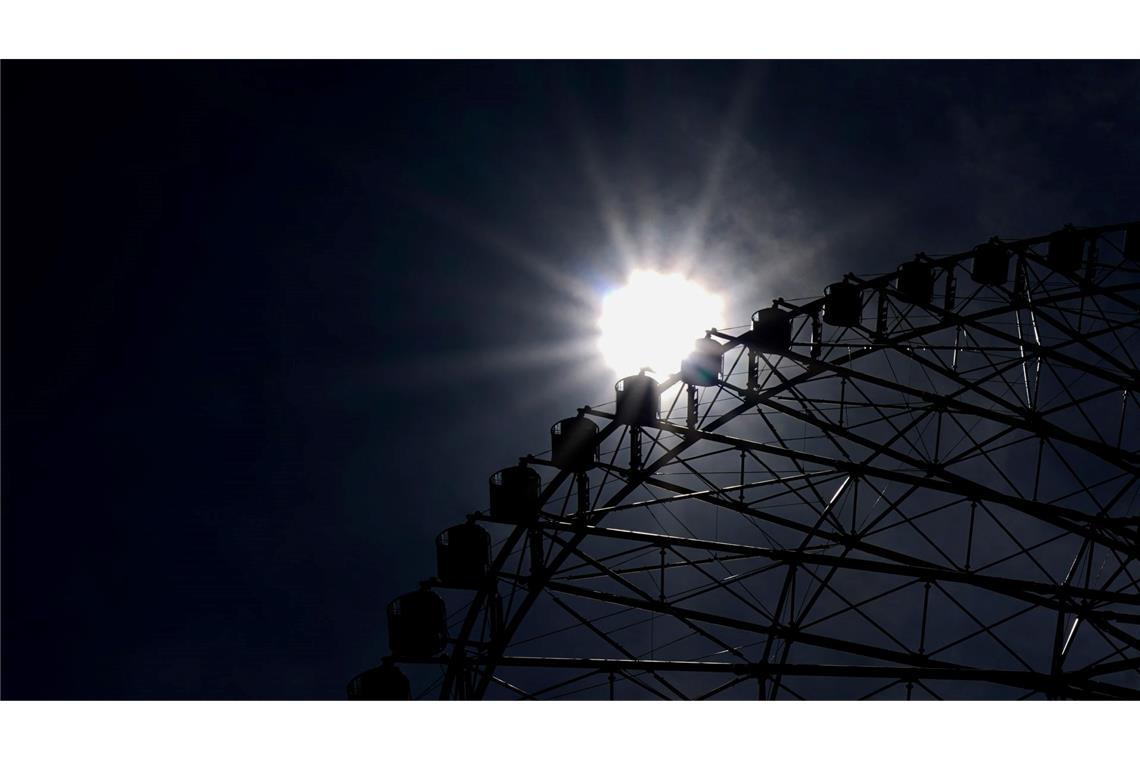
833,341,1136,473
1030,298,1138,379
1078,617,1140,667
542,535,750,661
487,672,538,700
1046,261,1140,317
1035,382,1123,422
1073,653,1140,679
1039,439,1118,517
655,544,778,620
799,575,923,635
1082,305,1140,371
857,678,908,700
880,265,1140,392
934,426,1037,488
1096,548,1140,597
624,480,782,608
536,519,1140,625
694,674,755,700
793,561,918,654
522,667,608,700
853,479,964,569
924,601,1039,661
923,581,1037,671
743,449,848,535
755,394,1016,508
844,493,966,545
554,542,657,578
429,653,1140,698
654,418,1135,557
536,576,965,672
759,355,862,465
967,525,1070,576
588,464,842,519
1038,366,1119,450
543,590,689,699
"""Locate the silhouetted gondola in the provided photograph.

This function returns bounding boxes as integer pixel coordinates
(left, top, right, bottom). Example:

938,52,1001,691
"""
748,305,792,354
615,373,659,426
551,416,598,472
488,464,542,522
1047,225,1085,271
823,279,862,327
387,589,447,658
436,522,491,588
346,662,411,700
681,337,723,387
896,259,934,305
971,239,1010,286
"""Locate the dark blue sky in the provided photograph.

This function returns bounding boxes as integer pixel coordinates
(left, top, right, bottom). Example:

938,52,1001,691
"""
3,61,1138,698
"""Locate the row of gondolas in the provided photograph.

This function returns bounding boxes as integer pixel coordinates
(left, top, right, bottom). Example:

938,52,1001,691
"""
349,224,1138,697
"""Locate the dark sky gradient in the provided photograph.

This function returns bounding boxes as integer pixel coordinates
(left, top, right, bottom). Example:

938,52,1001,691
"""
3,61,1139,698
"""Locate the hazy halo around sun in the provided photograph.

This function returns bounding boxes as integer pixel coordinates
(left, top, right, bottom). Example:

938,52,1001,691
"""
597,270,726,378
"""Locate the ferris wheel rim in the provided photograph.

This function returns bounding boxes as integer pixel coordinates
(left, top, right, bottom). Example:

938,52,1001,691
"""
425,222,1140,700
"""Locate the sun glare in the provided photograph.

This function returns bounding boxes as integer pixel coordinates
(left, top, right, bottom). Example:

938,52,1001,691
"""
597,270,726,377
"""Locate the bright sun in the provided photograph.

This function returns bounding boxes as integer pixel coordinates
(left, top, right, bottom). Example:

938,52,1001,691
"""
597,270,726,377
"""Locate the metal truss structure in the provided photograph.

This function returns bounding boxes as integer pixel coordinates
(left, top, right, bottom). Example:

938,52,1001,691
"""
375,221,1140,700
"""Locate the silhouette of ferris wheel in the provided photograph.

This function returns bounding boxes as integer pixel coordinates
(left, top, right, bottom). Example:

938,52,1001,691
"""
353,221,1140,700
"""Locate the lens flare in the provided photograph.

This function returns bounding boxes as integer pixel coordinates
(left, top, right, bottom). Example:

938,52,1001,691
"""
597,270,726,377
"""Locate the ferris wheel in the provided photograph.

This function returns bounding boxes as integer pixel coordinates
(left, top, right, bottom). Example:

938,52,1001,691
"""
352,221,1140,700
